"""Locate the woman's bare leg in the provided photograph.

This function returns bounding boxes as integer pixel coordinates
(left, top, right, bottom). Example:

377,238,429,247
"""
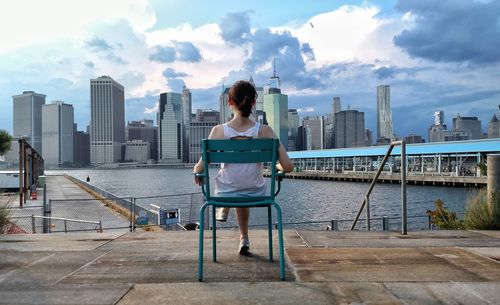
235,207,250,239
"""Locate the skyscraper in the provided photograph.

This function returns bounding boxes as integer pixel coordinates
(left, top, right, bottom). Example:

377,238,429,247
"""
126,120,158,161
158,92,183,162
452,114,481,139
376,85,393,141
488,114,499,138
428,110,447,142
219,87,232,123
434,110,444,126
302,116,324,150
249,76,265,123
332,97,341,114
73,125,90,167
263,63,288,149
182,86,192,162
42,101,74,167
90,76,125,165
287,109,299,151
12,91,46,153
335,109,365,148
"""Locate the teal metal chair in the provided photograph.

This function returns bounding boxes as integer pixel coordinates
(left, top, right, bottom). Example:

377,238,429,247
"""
196,138,286,281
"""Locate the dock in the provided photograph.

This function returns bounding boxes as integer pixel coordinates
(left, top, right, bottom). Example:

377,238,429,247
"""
266,170,487,187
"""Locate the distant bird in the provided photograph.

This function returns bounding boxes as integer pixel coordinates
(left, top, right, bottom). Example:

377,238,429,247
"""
310,22,315,29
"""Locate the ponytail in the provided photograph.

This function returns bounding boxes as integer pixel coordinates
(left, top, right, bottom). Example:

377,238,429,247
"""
229,80,257,118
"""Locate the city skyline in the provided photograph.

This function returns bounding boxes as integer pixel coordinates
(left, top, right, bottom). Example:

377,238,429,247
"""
1,0,500,139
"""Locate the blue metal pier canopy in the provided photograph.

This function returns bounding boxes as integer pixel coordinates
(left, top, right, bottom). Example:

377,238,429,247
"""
288,138,500,159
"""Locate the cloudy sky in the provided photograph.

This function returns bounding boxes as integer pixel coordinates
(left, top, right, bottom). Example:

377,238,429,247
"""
1,0,499,140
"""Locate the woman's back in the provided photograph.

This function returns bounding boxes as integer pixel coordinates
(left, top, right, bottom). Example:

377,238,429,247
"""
214,122,267,197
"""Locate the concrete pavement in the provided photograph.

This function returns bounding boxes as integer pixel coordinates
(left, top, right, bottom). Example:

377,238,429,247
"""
2,175,500,304
1,229,500,304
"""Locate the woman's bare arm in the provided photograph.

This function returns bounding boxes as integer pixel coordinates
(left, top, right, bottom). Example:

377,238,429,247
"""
259,125,294,173
193,124,224,175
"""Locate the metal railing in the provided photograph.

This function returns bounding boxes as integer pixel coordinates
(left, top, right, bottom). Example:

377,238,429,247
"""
9,215,102,233
350,140,408,234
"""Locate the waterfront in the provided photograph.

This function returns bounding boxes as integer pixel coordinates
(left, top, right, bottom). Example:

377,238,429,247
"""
48,168,479,230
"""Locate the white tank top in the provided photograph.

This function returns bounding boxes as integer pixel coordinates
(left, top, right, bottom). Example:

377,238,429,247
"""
214,122,267,197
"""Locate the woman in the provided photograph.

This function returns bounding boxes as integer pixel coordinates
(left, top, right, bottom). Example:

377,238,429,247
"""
193,80,293,255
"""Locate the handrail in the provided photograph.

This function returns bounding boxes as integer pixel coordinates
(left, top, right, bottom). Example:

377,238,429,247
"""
350,140,407,235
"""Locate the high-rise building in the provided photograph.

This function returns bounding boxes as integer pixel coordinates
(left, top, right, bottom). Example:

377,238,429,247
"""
126,120,158,161
42,101,74,167
158,92,183,162
248,76,265,122
428,124,447,142
452,114,481,139
90,76,125,165
263,66,288,149
124,140,150,163
195,109,220,122
335,109,365,148
219,87,232,123
287,109,299,151
376,85,393,141
182,86,192,162
428,110,447,142
434,110,444,126
302,116,324,150
73,124,90,167
189,121,218,163
364,129,373,146
12,91,46,153
488,114,499,138
404,134,424,144
333,97,341,114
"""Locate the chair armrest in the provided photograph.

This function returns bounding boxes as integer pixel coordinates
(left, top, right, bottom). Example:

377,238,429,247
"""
275,171,285,182
274,171,285,196
194,173,207,197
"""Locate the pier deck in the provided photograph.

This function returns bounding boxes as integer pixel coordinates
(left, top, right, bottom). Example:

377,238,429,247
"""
267,170,487,187
1,175,499,304
1,230,499,304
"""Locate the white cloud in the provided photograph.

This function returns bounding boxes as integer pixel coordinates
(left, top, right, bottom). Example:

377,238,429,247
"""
0,0,155,54
145,23,246,88
281,5,385,64
297,107,315,113
144,105,158,114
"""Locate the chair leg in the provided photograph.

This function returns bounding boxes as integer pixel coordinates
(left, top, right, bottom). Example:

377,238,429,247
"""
267,205,273,262
273,203,285,281
212,205,217,262
198,203,208,282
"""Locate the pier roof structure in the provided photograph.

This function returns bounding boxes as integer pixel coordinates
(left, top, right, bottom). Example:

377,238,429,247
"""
288,138,500,159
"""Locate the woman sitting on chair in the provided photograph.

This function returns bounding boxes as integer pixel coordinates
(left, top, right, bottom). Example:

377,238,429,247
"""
193,80,293,255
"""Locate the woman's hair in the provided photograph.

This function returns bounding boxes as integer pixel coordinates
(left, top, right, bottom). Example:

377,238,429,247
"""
229,80,257,118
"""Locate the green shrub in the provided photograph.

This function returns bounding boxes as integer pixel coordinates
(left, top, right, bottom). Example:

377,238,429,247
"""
464,189,500,230
428,189,500,230
0,130,12,155
0,203,10,234
426,199,464,230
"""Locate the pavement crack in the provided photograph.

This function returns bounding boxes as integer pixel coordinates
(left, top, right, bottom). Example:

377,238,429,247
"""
294,230,311,248
53,250,111,285
94,232,129,250
113,285,134,305
0,253,55,284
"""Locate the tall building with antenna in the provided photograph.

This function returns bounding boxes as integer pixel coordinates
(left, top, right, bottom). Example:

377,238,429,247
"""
263,58,288,149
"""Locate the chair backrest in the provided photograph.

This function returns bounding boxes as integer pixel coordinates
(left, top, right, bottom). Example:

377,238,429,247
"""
201,138,280,200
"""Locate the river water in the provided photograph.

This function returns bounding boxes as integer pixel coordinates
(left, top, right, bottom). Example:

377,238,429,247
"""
49,168,478,230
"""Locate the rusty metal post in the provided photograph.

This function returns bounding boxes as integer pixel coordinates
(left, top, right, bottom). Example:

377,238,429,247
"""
487,154,500,226
19,139,24,207
23,143,27,205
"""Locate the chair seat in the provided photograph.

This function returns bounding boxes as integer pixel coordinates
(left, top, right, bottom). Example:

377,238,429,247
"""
207,196,274,206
